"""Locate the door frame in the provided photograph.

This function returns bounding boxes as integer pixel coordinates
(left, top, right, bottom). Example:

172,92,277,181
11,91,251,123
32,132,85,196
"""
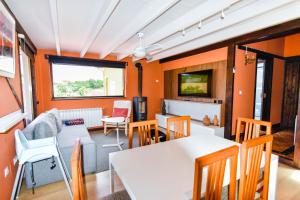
18,37,38,118
295,75,300,167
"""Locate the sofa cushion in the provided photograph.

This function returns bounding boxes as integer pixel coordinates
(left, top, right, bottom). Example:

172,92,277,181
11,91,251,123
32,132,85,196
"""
47,108,63,132
23,113,47,140
57,125,93,148
33,114,58,139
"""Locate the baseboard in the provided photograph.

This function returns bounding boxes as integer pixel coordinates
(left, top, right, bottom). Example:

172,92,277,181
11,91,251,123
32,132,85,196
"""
88,126,104,131
272,123,282,133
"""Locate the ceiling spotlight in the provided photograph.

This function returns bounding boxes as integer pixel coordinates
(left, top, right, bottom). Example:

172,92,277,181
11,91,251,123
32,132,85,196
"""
220,9,225,19
198,20,202,29
18,33,25,39
181,29,186,36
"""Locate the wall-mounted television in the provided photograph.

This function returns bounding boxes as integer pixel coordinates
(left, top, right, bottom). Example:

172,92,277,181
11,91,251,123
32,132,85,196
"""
178,69,212,97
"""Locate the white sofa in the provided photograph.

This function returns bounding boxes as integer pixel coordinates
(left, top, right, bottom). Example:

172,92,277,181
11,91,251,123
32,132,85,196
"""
22,108,97,188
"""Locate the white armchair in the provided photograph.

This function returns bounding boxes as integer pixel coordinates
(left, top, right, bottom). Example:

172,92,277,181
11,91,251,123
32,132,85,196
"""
104,100,131,136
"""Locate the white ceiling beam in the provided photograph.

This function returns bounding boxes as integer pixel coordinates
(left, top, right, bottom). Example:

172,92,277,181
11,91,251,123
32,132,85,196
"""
80,0,120,58
117,0,240,60
152,0,293,57
99,0,180,59
151,0,300,61
49,0,61,55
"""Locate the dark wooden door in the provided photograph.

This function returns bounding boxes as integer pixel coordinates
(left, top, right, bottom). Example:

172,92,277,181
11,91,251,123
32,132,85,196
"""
281,60,300,129
291,58,300,168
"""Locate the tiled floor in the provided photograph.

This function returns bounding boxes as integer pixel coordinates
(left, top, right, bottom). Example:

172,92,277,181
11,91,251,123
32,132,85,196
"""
18,163,300,200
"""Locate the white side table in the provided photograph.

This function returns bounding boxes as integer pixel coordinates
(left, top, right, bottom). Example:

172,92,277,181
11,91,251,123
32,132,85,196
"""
101,117,125,150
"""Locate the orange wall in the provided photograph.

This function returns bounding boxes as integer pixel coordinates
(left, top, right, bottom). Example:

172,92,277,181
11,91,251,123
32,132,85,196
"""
284,33,300,57
161,47,228,71
0,36,24,200
34,50,163,120
270,59,285,124
232,37,285,133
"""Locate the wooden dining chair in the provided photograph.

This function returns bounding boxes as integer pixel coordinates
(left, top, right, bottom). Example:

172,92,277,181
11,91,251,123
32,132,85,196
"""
71,139,86,200
235,117,272,143
166,116,191,140
71,139,131,200
128,119,159,149
193,145,239,200
238,135,273,200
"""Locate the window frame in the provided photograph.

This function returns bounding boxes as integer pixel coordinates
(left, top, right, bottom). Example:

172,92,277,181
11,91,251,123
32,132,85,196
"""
48,55,127,100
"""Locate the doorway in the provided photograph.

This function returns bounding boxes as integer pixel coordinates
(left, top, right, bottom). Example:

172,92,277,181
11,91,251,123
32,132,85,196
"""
20,48,34,124
253,55,273,121
276,59,300,160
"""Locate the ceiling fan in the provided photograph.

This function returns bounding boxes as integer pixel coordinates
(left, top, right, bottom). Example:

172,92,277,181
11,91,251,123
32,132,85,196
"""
132,32,162,60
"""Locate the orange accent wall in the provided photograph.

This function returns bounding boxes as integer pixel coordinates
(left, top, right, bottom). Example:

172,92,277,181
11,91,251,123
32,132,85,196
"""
161,47,228,71
270,59,285,124
232,48,256,134
0,35,24,200
232,37,285,134
284,33,300,57
34,49,163,119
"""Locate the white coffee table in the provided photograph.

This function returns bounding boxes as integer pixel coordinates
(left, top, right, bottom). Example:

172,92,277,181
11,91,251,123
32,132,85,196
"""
101,117,125,150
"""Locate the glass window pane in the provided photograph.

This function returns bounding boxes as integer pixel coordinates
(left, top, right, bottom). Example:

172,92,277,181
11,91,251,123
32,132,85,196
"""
52,63,124,98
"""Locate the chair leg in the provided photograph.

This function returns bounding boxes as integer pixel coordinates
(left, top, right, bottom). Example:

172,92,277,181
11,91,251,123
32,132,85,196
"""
10,163,23,200
57,155,73,199
104,122,107,135
56,146,71,180
125,123,128,136
16,164,25,198
30,162,36,194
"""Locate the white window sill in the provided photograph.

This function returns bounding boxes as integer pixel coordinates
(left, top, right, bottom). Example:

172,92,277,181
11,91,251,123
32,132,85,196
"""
0,110,26,133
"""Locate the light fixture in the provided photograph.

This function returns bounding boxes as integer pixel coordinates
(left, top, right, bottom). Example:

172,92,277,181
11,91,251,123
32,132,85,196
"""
17,33,25,39
181,29,186,36
244,46,255,65
220,9,225,19
198,20,202,29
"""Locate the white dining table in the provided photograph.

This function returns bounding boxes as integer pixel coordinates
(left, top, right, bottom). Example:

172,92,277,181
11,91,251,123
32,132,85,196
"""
109,132,278,200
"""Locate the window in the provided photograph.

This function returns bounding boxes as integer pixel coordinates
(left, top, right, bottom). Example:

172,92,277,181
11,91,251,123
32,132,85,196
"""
49,55,126,99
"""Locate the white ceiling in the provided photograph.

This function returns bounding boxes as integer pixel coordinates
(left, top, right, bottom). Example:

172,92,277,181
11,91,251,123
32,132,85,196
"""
6,0,300,61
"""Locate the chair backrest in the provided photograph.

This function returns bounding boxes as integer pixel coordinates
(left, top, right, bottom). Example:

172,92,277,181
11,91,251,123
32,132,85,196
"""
71,139,86,200
128,120,159,149
193,145,239,200
238,135,273,200
15,129,30,159
114,100,132,118
235,117,272,143
166,116,190,140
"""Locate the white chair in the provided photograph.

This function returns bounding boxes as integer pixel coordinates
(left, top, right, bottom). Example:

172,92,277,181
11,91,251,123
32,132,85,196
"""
11,130,72,200
104,100,131,136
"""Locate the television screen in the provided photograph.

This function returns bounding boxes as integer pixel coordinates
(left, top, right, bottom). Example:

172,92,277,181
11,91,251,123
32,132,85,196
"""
178,70,212,97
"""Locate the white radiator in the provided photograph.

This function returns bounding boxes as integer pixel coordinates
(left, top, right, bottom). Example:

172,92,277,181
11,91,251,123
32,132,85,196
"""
59,108,103,128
